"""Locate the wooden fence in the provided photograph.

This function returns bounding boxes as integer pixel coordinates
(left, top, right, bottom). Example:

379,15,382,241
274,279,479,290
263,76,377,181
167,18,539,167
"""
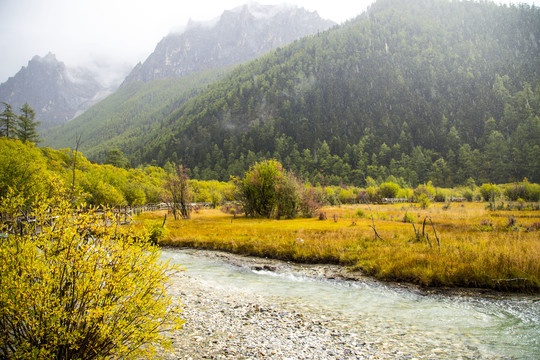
0,203,174,236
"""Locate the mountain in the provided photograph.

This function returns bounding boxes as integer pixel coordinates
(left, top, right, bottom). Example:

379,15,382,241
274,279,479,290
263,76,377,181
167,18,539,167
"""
44,0,540,187
0,53,113,128
128,0,539,185
41,67,231,158
121,3,335,85
43,2,335,157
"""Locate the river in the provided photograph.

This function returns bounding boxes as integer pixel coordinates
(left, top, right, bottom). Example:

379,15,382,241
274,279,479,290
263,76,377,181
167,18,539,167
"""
161,248,539,359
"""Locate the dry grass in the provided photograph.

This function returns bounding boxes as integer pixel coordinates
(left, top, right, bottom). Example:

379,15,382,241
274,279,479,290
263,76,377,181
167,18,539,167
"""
137,203,540,292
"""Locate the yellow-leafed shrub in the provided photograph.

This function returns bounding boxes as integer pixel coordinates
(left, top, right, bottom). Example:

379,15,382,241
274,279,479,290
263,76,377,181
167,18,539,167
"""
0,186,183,359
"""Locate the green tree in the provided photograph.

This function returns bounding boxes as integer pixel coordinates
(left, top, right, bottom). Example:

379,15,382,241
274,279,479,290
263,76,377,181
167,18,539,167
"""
235,159,283,218
0,186,183,359
104,147,130,169
0,102,17,138
16,102,40,143
481,130,508,183
379,182,401,199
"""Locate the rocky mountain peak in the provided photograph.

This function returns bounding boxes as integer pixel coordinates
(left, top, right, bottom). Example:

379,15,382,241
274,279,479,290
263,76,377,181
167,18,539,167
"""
0,53,110,128
121,3,335,85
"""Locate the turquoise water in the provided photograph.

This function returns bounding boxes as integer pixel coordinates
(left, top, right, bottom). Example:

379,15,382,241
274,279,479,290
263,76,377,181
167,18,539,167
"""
161,248,539,359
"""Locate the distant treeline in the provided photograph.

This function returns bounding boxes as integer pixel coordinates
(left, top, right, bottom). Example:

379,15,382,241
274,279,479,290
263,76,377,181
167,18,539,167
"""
1,139,538,213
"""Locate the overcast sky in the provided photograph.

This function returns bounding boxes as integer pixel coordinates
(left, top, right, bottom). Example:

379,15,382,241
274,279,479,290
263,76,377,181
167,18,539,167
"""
0,0,537,85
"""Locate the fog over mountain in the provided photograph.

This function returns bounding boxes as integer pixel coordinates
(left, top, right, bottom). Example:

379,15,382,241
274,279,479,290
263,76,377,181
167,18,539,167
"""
0,53,115,128
122,3,335,85
1,3,333,129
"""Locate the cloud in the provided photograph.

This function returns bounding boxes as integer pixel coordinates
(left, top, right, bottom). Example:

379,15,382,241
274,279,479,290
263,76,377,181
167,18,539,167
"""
0,0,536,84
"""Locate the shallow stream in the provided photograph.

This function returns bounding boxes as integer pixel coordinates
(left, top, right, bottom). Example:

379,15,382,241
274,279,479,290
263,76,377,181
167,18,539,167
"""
161,249,539,359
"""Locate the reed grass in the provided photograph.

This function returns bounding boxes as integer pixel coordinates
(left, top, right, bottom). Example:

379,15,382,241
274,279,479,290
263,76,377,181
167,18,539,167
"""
137,203,540,292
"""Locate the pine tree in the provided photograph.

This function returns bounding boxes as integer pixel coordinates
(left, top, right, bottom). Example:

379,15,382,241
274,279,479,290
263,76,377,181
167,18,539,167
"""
17,102,40,143
0,102,17,138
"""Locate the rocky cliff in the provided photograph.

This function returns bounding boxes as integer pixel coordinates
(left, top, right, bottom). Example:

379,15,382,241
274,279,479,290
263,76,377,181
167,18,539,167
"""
0,53,111,128
122,3,335,85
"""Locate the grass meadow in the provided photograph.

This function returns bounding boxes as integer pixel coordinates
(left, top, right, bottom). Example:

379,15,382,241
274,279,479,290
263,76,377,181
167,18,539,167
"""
136,202,540,292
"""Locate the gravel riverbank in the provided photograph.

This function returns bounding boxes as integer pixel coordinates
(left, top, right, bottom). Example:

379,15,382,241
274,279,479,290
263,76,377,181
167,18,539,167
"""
160,250,504,359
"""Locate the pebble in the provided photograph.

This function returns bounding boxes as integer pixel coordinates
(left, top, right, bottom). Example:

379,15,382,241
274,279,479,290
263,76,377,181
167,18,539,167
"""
158,251,505,359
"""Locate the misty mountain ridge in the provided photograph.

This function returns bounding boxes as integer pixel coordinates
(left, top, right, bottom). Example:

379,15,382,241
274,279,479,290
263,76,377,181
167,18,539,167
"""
0,53,118,128
121,2,335,85
107,0,539,185
39,0,540,186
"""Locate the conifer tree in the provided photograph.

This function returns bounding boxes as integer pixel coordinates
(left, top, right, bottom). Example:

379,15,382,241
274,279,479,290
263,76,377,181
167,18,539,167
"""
0,102,17,138
16,102,40,143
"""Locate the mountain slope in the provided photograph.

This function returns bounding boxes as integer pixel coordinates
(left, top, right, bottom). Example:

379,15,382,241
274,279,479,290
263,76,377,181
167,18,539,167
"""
122,3,335,85
129,0,540,185
0,53,110,128
41,66,231,160
43,2,335,159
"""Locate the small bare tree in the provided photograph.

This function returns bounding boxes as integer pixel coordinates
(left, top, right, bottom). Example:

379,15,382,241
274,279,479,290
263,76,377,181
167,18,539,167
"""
164,164,192,220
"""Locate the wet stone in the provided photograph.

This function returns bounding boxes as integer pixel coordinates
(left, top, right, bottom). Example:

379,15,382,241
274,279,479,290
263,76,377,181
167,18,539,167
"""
158,251,514,360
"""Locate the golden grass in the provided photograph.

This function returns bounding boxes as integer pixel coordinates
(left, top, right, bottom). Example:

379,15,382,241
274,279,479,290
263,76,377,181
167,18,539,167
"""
137,203,540,292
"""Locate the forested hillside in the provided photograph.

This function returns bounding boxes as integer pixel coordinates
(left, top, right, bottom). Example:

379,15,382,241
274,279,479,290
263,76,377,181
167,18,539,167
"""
42,67,231,161
124,0,539,186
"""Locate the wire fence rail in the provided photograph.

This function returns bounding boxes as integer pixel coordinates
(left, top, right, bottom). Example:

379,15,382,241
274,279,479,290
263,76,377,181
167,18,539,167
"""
0,202,224,236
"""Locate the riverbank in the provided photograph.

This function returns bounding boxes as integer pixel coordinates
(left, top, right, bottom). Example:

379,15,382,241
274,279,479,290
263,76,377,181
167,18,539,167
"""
174,248,520,299
159,249,535,359
164,270,385,359
143,203,540,293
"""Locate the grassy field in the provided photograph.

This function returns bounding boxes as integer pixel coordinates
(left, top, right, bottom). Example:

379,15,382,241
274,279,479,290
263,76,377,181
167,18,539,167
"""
136,202,540,292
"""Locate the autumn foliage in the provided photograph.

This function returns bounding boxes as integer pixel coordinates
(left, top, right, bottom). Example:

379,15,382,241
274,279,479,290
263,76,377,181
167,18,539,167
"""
0,186,183,359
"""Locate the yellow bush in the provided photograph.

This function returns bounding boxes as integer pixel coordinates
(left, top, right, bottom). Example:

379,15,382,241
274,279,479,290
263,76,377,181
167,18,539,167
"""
0,187,183,359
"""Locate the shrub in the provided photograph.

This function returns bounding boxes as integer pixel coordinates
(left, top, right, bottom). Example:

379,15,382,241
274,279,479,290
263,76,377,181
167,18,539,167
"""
148,222,167,245
298,186,323,218
527,222,540,231
0,187,183,359
504,179,540,202
413,182,435,203
126,186,147,206
397,188,413,200
210,190,223,208
402,212,415,223
355,208,366,218
366,186,382,203
220,203,243,216
325,187,341,205
338,187,355,204
235,160,313,219
463,188,474,202
356,190,369,203
477,218,495,231
434,189,448,202
275,172,301,219
505,216,519,231
0,138,54,206
417,193,431,209
479,183,501,202
379,182,401,199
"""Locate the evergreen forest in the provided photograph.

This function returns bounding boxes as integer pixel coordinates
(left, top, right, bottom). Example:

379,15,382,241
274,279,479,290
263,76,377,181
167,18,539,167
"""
43,0,540,187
